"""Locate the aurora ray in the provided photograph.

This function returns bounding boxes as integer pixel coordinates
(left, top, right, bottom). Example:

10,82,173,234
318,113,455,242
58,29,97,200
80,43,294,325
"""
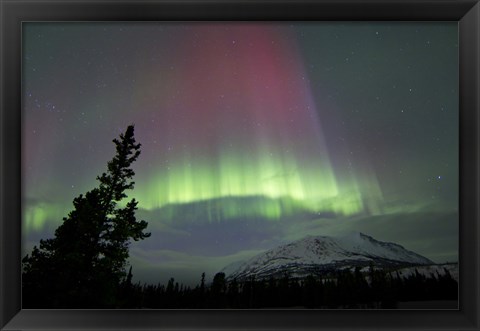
122,24,382,220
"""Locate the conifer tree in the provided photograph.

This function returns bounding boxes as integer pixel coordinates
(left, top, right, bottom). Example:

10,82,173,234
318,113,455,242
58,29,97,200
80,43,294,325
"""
22,125,150,308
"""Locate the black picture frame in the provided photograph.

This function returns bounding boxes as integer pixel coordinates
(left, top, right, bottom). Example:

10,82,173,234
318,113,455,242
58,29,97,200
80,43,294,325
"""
1,0,479,330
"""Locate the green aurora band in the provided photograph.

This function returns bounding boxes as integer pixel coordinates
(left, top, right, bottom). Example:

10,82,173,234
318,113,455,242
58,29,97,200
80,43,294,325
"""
23,23,386,231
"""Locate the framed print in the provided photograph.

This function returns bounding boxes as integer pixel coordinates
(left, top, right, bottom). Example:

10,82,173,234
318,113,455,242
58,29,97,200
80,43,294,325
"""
1,0,479,330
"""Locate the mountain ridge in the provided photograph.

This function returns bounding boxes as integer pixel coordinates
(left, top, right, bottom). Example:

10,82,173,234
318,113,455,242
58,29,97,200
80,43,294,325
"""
222,232,434,281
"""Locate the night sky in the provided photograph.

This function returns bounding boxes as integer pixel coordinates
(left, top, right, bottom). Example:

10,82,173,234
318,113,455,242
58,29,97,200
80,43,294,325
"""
22,22,458,285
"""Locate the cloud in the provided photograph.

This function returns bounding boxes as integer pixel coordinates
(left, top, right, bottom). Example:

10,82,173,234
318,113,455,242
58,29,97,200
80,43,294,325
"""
128,246,264,286
127,204,458,286
281,209,458,263
24,195,458,286
135,206,287,256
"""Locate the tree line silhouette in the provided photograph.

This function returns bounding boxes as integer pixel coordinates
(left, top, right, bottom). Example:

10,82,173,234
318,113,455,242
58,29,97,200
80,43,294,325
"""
21,126,458,309
115,266,458,309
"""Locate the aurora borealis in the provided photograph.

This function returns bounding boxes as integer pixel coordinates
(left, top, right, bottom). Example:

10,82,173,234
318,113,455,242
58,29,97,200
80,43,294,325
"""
23,22,458,285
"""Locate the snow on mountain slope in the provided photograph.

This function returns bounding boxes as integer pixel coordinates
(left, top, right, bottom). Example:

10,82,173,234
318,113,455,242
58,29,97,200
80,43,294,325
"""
223,232,434,281
395,263,458,282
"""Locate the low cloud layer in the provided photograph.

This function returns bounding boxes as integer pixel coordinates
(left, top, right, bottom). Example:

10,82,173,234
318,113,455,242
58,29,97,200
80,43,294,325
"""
24,197,458,286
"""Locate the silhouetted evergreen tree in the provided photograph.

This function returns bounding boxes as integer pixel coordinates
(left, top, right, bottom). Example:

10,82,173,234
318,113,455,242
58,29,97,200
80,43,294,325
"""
227,278,240,307
22,125,150,308
210,272,227,307
118,265,135,307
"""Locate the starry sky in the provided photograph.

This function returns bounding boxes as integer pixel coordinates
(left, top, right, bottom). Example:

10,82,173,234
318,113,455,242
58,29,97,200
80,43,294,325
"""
22,22,458,285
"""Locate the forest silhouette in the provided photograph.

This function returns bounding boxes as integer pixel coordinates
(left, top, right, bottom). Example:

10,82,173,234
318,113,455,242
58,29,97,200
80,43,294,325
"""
117,266,458,309
22,126,458,309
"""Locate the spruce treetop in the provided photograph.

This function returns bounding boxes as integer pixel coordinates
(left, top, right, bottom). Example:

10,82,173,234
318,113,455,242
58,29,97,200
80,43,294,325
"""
22,125,150,308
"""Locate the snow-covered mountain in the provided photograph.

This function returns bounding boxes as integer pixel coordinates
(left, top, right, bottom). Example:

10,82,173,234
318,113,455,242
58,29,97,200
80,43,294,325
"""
223,232,434,281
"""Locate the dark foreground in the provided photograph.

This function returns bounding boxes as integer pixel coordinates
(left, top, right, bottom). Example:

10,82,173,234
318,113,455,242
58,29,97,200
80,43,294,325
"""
23,266,458,309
